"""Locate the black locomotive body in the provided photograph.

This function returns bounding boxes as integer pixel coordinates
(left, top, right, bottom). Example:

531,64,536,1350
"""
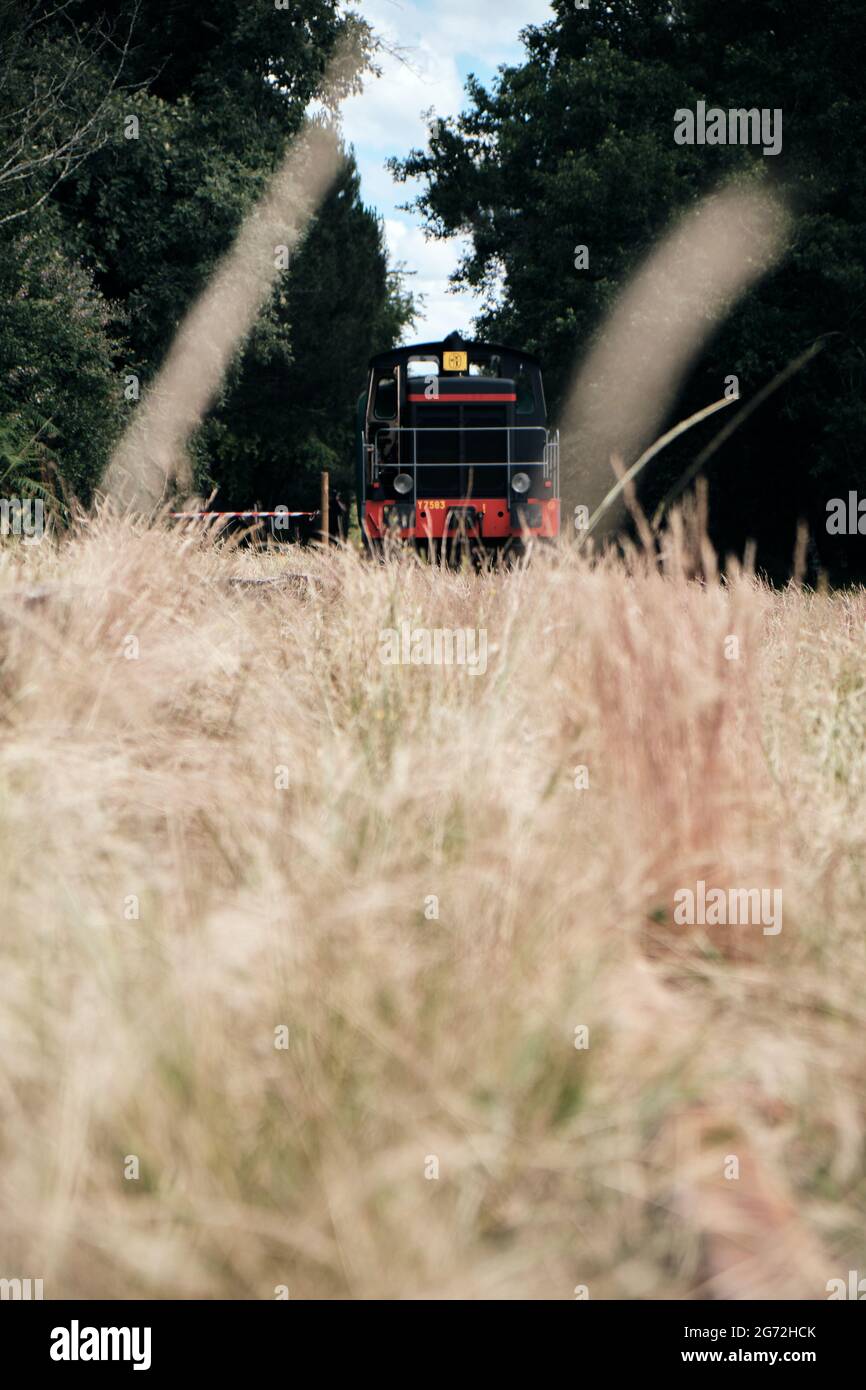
356,331,560,550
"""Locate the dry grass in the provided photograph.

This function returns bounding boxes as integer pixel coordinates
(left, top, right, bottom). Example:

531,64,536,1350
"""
0,510,865,1300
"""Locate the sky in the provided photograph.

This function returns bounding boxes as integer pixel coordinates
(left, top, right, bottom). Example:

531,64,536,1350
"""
336,0,555,342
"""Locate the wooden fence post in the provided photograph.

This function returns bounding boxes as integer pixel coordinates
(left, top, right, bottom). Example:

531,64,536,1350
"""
320,470,330,546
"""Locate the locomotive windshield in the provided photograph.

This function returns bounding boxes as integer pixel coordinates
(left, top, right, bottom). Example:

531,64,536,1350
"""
406,356,439,377
469,356,502,376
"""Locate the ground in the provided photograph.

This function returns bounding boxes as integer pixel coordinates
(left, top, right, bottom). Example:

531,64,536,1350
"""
0,511,864,1299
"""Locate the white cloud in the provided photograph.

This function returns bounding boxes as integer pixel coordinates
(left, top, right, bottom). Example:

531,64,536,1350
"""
340,32,463,154
342,0,554,150
353,0,554,69
384,219,479,340
331,0,555,341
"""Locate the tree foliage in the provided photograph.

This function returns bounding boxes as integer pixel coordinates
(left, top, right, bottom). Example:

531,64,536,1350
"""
392,0,866,577
0,0,412,507
198,156,415,509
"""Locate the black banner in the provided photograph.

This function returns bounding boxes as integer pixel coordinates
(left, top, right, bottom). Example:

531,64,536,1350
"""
1,1297,861,1375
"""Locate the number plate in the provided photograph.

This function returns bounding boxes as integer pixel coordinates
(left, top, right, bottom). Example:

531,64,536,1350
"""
423,501,486,513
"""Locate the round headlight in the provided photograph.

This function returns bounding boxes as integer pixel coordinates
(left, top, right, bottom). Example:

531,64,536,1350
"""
511,471,531,494
393,473,413,495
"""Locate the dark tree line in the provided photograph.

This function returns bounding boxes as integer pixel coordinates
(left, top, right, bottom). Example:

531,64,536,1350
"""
392,0,866,581
0,0,414,513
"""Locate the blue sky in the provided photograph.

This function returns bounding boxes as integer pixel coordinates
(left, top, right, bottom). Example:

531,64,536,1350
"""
336,0,556,340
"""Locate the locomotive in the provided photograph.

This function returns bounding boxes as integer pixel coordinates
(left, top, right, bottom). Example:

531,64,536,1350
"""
356,331,560,552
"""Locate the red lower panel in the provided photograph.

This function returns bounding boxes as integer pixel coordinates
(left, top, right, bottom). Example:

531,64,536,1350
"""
365,498,560,541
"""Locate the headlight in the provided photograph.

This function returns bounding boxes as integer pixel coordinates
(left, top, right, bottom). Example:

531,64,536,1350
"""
511,471,531,494
393,473,413,495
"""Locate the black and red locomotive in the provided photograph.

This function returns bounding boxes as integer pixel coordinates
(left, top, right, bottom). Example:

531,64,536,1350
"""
356,331,560,552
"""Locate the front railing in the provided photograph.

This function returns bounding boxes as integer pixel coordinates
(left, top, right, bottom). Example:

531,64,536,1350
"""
366,426,560,494
543,429,560,488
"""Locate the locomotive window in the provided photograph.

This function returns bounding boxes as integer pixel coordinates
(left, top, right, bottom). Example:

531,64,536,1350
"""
374,376,397,419
469,355,501,377
515,366,535,415
406,356,439,378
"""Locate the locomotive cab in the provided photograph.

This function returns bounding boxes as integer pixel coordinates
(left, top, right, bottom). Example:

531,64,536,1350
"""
357,332,560,550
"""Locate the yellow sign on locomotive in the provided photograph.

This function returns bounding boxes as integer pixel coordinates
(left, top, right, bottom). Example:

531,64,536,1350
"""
443,350,468,372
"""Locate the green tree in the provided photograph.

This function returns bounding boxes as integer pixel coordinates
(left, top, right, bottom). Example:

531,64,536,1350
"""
0,215,123,503
197,153,415,508
44,0,410,509
392,0,866,578
0,1,131,500
1,0,410,509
